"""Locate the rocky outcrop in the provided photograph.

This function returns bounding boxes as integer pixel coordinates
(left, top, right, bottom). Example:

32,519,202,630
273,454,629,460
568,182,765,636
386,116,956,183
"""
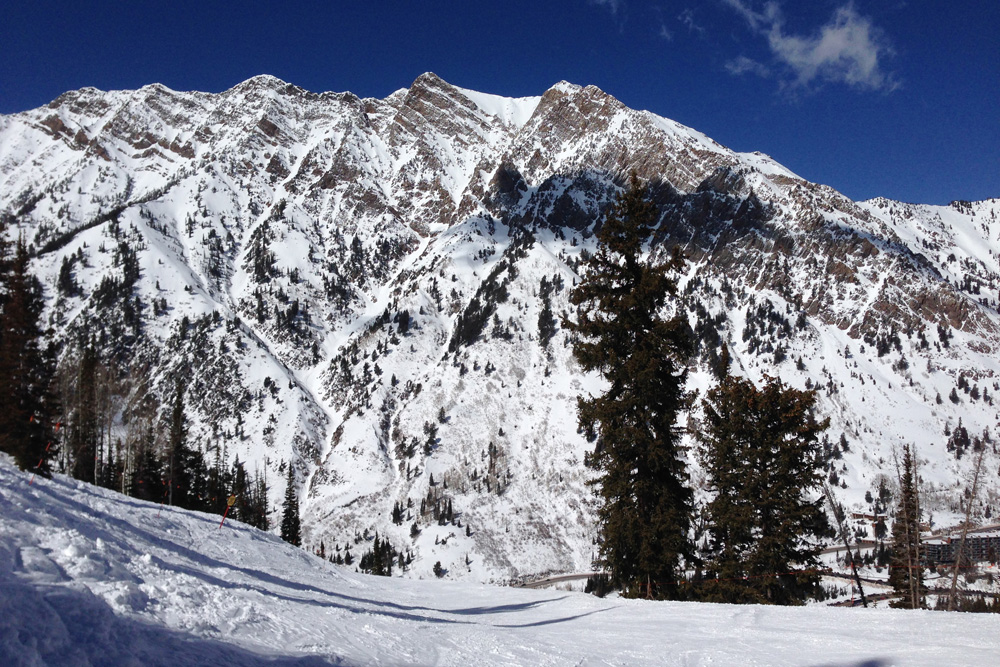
1,74,998,582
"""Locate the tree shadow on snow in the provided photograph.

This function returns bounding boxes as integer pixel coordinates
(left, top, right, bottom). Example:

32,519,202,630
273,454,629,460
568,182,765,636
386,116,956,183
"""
20,481,589,628
0,580,343,666
140,553,593,628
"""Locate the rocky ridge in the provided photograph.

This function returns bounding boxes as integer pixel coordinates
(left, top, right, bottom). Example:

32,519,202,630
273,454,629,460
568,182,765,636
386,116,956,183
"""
1,73,998,582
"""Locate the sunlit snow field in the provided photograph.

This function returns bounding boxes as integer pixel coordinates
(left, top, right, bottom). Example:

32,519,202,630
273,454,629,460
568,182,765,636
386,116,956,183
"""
1,458,997,666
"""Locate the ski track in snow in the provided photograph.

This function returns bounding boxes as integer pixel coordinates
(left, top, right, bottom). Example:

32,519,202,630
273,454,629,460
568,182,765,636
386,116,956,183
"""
2,458,998,666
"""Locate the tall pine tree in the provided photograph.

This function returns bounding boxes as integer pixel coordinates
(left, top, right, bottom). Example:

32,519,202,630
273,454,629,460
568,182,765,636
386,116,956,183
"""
566,173,694,599
698,375,831,604
67,343,100,483
280,465,301,546
164,378,207,510
245,469,270,531
0,235,59,474
166,378,186,506
128,421,163,501
889,444,925,609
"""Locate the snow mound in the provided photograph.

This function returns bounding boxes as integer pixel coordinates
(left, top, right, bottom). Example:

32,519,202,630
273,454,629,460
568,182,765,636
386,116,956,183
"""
1,459,997,666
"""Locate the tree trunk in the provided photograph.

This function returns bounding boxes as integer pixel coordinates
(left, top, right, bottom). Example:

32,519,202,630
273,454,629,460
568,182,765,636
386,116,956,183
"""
948,446,984,611
824,483,867,607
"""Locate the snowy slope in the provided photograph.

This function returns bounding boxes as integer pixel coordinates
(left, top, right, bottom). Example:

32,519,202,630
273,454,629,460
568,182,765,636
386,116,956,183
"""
2,458,998,667
1,74,999,584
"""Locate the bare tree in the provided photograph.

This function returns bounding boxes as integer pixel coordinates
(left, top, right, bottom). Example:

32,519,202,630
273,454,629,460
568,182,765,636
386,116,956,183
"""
948,445,986,611
824,483,867,607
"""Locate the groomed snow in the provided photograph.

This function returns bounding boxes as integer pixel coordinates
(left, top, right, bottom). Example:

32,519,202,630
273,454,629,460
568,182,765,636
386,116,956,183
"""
1,458,997,666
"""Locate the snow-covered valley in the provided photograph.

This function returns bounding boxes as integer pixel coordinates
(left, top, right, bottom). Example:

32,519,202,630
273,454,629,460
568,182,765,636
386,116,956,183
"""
1,73,999,584
2,458,997,666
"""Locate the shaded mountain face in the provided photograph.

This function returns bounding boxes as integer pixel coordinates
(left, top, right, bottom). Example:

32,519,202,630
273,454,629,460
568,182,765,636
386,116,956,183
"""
1,73,998,582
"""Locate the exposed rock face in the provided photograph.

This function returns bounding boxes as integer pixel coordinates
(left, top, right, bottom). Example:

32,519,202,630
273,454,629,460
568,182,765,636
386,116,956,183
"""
1,74,998,582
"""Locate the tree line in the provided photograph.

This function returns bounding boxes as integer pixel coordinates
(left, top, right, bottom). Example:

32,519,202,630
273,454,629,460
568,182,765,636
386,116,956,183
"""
3,181,991,606
567,175,925,605
0,216,276,533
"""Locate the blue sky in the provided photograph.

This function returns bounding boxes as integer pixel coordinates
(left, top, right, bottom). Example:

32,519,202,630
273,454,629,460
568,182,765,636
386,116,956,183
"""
2,1,996,205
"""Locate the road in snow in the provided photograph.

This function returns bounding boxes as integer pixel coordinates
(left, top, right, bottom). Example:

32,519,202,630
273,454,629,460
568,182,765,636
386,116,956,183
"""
1,458,997,666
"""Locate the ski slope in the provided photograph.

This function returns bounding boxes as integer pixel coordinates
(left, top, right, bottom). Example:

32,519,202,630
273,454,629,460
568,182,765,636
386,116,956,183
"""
1,458,997,666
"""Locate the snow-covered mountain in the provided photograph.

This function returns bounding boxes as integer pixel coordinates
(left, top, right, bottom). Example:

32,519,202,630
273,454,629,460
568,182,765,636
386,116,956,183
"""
1,73,998,583
3,457,997,666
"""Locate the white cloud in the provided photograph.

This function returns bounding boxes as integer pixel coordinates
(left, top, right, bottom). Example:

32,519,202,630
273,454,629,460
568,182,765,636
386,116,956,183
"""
770,6,896,90
724,1,898,91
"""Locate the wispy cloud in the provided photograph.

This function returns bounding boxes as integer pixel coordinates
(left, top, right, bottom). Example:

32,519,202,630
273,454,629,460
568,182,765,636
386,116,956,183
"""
678,8,706,37
589,0,624,17
723,1,898,92
722,0,780,32
725,55,771,78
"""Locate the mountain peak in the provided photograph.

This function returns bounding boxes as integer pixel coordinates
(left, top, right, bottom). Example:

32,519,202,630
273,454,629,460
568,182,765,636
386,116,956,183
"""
224,74,294,97
547,81,584,95
243,73,290,88
3,74,999,585
409,71,450,92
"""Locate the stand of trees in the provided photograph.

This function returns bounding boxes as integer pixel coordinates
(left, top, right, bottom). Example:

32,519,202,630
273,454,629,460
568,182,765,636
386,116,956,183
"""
569,176,832,604
357,534,412,576
55,349,271,528
0,216,268,530
0,231,59,475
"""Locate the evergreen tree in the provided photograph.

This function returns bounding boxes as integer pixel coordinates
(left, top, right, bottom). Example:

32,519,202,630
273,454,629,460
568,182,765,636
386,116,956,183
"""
889,445,925,608
698,375,831,604
229,459,270,531
57,255,78,297
99,438,125,491
280,465,301,546
230,457,249,517
205,445,231,515
247,470,270,530
0,236,59,474
128,423,163,501
423,422,437,456
165,378,184,505
371,534,384,575
164,378,207,509
537,276,557,349
183,441,210,511
67,343,100,483
566,173,694,599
